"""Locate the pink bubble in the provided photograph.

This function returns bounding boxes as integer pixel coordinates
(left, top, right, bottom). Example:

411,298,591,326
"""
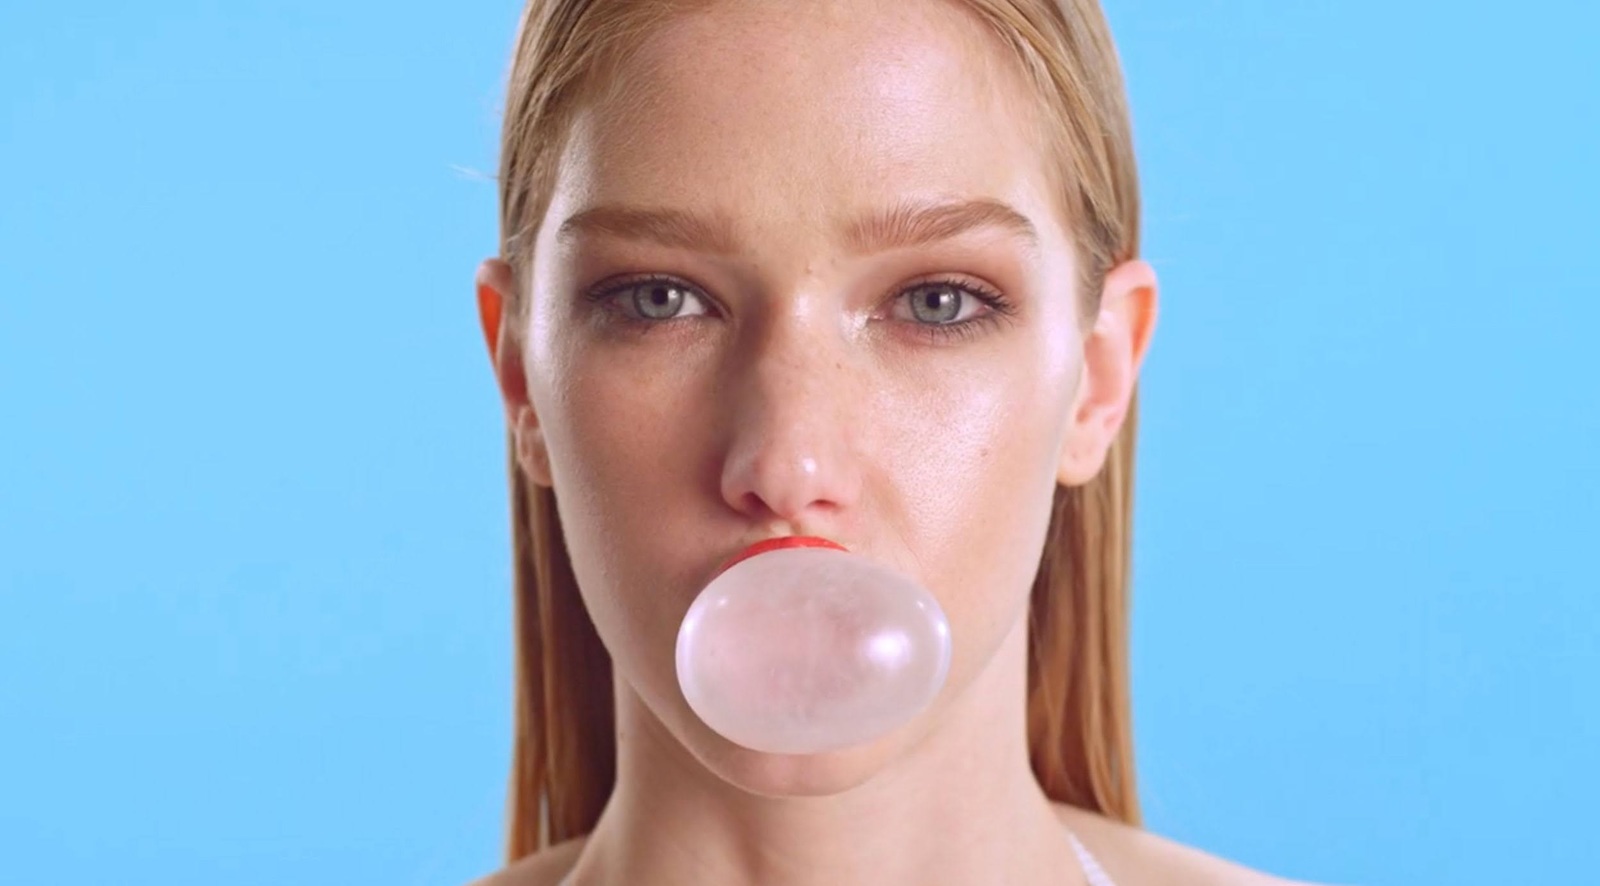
675,545,952,755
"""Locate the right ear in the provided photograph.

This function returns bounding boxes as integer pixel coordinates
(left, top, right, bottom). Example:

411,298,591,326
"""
476,258,553,487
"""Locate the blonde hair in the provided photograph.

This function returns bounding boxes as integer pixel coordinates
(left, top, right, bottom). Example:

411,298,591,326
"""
490,0,1144,861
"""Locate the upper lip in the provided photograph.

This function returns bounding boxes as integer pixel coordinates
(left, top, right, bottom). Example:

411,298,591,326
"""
714,533,848,576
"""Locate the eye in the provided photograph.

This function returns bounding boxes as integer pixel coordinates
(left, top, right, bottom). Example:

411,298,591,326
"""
583,273,1017,345
902,281,981,325
622,279,709,320
586,276,712,324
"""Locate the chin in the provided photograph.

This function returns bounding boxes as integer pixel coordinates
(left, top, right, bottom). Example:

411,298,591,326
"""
697,735,905,798
666,705,937,799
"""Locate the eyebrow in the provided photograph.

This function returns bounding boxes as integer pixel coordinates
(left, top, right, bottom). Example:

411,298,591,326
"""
557,205,742,254
844,197,1039,256
555,197,1039,256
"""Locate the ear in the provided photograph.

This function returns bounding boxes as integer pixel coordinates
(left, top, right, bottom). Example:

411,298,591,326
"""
476,258,553,487
1056,259,1159,486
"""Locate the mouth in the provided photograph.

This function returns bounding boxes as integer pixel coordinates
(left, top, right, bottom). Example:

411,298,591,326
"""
713,535,849,578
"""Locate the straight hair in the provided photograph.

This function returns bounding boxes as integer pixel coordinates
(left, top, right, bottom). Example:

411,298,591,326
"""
489,0,1145,860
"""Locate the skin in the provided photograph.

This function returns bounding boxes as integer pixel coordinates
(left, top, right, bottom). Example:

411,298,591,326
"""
473,2,1302,884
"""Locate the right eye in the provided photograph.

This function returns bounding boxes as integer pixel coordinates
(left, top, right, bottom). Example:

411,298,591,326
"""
588,276,713,324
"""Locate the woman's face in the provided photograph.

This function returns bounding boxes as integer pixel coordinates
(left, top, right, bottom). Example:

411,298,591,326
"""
484,0,1151,791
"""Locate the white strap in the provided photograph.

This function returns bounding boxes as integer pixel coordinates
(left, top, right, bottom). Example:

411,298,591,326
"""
1065,825,1118,886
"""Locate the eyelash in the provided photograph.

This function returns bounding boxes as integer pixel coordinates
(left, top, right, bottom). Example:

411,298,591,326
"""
581,274,1018,345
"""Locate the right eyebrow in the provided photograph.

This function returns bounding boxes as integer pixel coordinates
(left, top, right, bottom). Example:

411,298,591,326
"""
556,206,743,255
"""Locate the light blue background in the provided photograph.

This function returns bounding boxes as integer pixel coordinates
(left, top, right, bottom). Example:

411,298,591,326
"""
2,2,1595,884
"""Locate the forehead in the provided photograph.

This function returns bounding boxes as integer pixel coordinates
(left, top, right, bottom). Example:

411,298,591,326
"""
550,0,1062,237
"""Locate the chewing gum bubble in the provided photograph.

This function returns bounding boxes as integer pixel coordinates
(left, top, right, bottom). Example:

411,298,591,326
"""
675,537,952,755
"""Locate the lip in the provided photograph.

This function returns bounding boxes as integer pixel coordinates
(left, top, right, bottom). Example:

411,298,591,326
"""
713,535,849,578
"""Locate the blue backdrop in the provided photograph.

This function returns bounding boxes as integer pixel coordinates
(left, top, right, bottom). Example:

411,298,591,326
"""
2,2,1595,884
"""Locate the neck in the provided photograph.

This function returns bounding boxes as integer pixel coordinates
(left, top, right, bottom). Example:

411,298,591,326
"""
573,617,1084,886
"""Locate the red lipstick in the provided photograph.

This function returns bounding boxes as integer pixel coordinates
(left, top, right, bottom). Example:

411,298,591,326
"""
714,535,848,578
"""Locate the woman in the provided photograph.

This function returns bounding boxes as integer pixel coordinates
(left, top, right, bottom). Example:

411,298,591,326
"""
471,1,1310,883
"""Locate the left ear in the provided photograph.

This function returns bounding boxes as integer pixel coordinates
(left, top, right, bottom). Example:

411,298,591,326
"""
1056,258,1160,486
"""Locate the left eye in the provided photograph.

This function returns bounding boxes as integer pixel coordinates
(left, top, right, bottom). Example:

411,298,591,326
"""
900,282,984,325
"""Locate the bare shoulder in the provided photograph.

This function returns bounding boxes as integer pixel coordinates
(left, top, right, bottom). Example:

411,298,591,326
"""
1052,803,1325,886
462,836,587,886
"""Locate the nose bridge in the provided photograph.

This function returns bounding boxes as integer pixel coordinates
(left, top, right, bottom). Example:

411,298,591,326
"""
718,303,864,522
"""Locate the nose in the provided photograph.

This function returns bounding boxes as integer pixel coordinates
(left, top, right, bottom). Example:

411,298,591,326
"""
718,316,864,526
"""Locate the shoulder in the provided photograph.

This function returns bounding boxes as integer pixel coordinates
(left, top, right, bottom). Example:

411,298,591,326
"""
465,809,1324,886
1052,803,1324,886
462,836,587,886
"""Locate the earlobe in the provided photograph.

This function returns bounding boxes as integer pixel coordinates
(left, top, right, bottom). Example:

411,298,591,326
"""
1056,339,1120,489
1054,259,1159,487
476,258,553,488
513,407,554,488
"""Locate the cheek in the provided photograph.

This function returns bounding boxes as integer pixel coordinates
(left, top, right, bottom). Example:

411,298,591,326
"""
873,355,1071,638
535,346,712,653
543,347,699,556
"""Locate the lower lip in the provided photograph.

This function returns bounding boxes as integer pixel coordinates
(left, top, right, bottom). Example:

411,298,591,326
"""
714,535,848,577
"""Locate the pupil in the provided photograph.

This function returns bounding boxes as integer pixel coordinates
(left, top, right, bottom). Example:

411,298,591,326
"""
920,287,955,321
636,283,680,319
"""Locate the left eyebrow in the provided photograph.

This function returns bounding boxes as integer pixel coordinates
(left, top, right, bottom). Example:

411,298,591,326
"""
842,197,1040,257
